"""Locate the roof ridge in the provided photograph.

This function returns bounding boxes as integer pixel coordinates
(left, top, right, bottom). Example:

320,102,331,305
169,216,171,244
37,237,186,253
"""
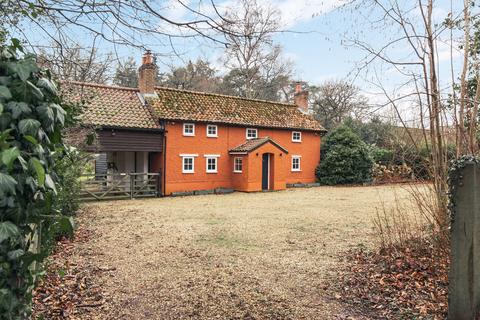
154,85,296,107
61,80,140,92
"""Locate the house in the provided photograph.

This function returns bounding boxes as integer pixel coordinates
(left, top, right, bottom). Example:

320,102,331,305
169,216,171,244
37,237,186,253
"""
63,52,326,196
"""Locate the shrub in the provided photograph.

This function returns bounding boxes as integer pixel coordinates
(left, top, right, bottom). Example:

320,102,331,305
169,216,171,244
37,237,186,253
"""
0,41,74,318
316,125,374,185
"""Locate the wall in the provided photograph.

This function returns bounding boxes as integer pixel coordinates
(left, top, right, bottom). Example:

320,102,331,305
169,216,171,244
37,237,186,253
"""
163,122,321,194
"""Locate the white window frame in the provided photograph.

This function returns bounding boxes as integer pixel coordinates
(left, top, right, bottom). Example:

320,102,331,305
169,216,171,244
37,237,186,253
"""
181,155,197,173
204,154,220,173
233,157,243,173
291,155,301,172
246,128,258,139
292,131,302,142
206,124,218,137
183,123,195,136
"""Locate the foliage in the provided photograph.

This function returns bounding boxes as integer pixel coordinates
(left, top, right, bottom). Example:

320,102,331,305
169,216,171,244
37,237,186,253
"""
53,147,88,216
158,59,221,93
113,56,138,88
316,125,374,185
0,40,74,318
310,82,369,130
343,116,394,147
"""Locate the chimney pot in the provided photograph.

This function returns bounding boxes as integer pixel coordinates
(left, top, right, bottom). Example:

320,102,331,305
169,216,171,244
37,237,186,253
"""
138,50,156,96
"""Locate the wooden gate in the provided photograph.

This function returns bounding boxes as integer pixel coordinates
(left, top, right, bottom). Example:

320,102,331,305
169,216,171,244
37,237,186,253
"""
79,172,161,201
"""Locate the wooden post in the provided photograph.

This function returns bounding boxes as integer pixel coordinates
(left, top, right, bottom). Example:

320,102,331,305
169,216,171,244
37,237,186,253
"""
449,161,480,319
130,174,134,199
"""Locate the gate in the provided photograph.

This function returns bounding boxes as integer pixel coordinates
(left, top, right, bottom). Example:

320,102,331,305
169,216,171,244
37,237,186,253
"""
79,172,161,201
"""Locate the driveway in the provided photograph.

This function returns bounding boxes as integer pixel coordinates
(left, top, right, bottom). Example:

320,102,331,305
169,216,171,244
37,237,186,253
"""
70,185,411,319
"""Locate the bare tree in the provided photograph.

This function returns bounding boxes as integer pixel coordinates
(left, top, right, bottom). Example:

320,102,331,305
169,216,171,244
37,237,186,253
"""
345,0,471,240
310,80,369,130
220,0,293,100
37,41,113,83
0,0,240,51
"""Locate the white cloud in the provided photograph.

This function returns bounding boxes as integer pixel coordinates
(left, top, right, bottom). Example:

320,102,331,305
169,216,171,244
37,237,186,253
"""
272,0,345,28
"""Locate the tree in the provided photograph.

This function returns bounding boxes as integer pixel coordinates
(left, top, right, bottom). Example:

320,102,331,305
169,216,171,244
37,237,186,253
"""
0,1,240,50
159,59,221,92
113,57,138,88
316,126,374,185
220,0,293,100
37,42,113,83
310,80,369,130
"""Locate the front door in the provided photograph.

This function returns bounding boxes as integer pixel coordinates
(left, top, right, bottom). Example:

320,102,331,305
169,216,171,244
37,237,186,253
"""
262,153,270,190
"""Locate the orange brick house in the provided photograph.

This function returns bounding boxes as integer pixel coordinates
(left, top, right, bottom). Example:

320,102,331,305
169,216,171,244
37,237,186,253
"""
64,52,326,196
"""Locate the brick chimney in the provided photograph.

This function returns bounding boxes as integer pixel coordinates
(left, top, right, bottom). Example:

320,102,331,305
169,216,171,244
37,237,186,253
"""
294,82,309,114
138,50,156,96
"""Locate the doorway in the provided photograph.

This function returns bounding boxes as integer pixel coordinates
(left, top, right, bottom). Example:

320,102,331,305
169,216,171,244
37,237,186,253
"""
262,153,271,190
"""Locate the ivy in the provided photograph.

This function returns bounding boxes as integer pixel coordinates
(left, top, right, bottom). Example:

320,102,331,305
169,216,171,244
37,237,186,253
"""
447,155,480,224
0,39,74,318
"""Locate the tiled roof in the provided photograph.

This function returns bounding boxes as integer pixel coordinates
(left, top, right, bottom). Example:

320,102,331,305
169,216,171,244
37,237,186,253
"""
229,137,289,154
61,81,326,132
150,87,326,132
61,81,160,130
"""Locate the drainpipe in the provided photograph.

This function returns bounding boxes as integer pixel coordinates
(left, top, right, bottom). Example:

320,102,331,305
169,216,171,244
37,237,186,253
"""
162,134,167,197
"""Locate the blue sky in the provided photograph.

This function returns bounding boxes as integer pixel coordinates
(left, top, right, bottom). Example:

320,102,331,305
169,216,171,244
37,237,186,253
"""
17,0,465,124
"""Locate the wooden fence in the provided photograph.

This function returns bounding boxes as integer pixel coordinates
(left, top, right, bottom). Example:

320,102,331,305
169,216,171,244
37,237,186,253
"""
79,172,161,201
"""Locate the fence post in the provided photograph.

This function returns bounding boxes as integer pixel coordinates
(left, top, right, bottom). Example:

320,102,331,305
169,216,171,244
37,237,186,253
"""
449,161,480,319
130,174,134,199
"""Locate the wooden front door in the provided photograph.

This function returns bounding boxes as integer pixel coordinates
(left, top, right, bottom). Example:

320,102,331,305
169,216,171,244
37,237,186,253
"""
262,153,270,190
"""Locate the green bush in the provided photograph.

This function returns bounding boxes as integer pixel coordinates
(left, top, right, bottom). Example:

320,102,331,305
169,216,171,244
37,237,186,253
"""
316,125,374,185
0,40,74,318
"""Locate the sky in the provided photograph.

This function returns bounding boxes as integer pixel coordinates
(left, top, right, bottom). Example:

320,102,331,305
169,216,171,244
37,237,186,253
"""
16,0,465,125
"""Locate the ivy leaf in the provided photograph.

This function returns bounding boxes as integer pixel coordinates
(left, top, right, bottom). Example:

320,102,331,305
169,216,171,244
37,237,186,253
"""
0,221,20,243
37,78,58,95
29,157,45,186
1,147,20,169
23,135,38,145
18,118,40,136
26,81,44,101
45,174,56,192
0,86,12,99
0,102,3,114
36,104,54,126
0,172,17,195
7,249,24,261
6,101,31,119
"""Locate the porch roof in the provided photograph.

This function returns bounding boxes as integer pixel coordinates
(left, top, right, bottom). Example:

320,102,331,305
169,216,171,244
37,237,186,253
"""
229,137,289,155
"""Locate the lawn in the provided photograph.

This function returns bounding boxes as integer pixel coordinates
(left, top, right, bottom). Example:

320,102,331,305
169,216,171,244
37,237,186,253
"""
60,185,414,319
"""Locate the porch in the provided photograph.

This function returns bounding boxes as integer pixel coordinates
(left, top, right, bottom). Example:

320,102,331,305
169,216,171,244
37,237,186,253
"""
78,127,164,201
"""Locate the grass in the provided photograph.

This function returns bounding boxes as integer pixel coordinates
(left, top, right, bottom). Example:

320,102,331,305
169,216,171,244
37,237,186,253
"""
71,185,422,319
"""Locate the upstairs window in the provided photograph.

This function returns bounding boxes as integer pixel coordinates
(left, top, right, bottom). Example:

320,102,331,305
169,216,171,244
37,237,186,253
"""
246,128,258,139
234,157,243,173
291,155,301,172
292,131,302,142
183,123,195,136
207,124,218,137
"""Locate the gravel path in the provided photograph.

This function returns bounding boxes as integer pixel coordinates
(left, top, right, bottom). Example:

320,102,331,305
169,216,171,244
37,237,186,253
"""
72,185,413,319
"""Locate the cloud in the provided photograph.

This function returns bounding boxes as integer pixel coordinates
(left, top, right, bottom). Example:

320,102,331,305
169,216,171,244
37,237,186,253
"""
272,0,345,28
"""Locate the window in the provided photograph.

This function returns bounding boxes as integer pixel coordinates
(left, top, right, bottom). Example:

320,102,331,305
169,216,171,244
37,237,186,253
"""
182,156,195,173
291,155,301,172
205,155,219,173
246,128,258,139
206,124,218,137
234,157,243,173
292,131,302,142
183,123,195,136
